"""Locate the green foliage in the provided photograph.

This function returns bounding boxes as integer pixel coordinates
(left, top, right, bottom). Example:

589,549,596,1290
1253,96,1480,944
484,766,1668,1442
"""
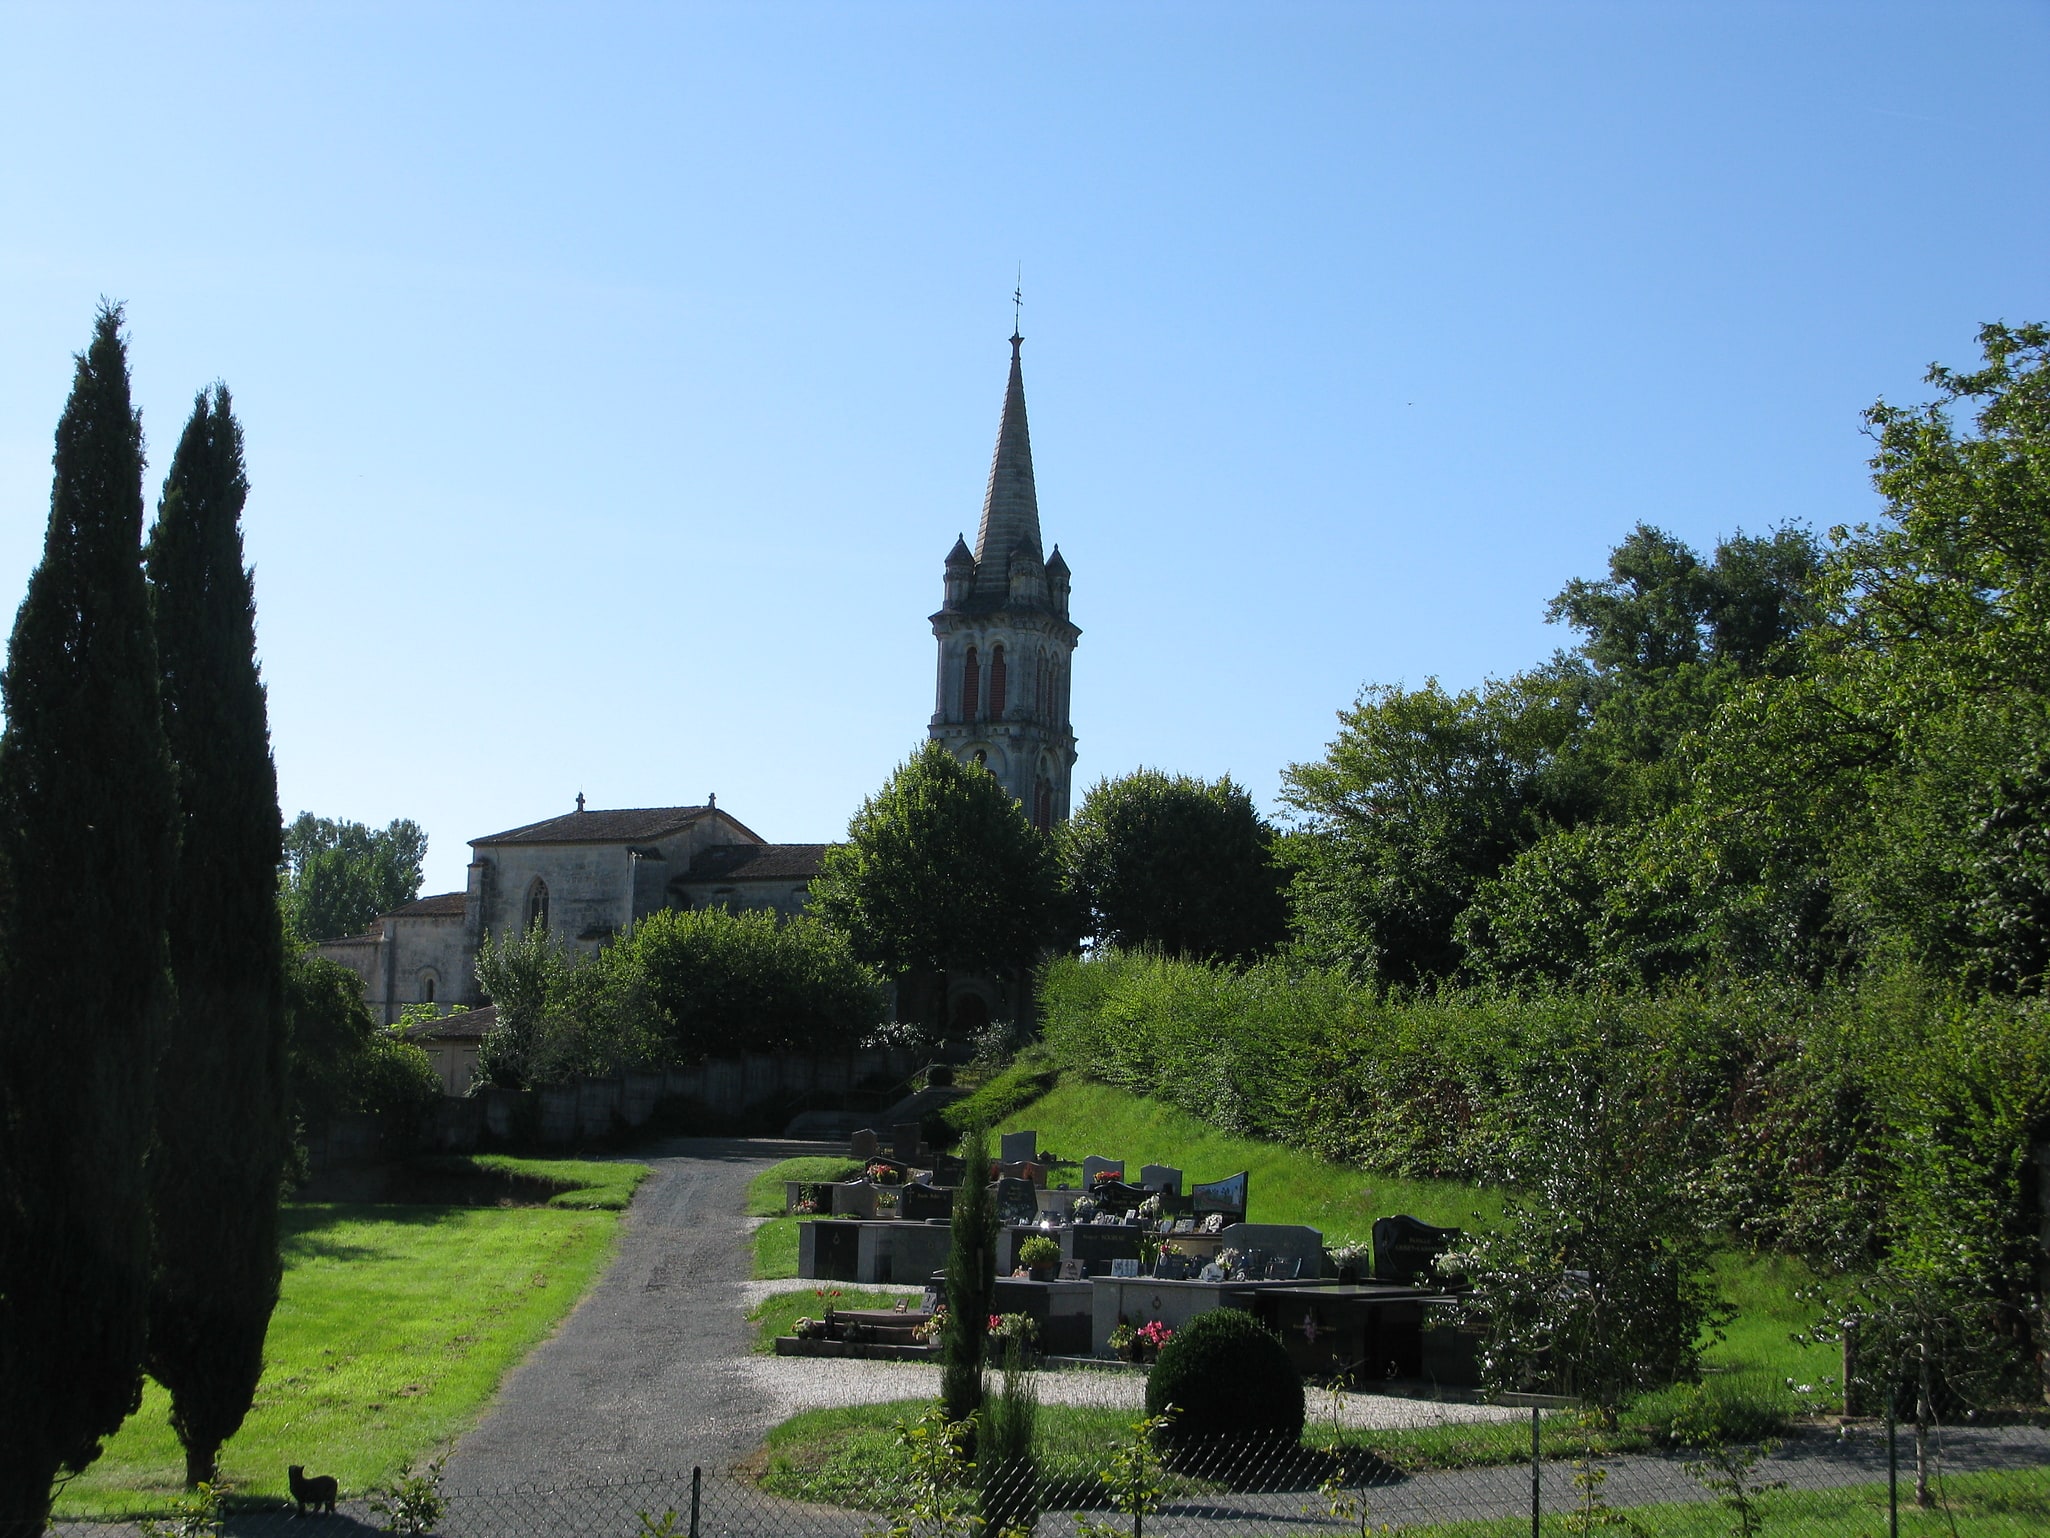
810,742,1068,998
1144,1308,1303,1450
1069,1412,1176,1538
1440,1037,1733,1422
863,1404,978,1538
368,1459,444,1536
278,812,427,943
1016,1234,1060,1270
1062,768,1286,963
942,1125,997,1439
980,1337,1039,1536
472,919,569,1087
0,304,179,1529
1669,1384,1786,1538
143,383,289,1487
614,905,886,1058
282,950,441,1137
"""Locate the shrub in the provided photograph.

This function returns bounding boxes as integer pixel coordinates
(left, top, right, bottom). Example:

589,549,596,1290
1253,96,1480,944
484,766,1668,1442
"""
1017,1235,1060,1270
1144,1307,1302,1451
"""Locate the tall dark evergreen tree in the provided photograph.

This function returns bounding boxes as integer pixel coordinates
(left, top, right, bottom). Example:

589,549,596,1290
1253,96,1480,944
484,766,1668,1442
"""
144,385,287,1486
0,305,178,1527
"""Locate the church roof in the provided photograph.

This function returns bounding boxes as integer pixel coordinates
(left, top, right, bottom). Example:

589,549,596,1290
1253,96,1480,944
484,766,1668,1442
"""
684,843,833,881
402,1004,497,1043
972,333,1042,599
472,805,714,846
392,890,466,918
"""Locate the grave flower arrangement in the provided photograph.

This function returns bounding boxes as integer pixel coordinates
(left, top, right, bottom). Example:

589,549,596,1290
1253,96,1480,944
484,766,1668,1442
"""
1138,1193,1164,1224
1135,1320,1174,1360
1072,1194,1101,1222
988,1312,1039,1349
1215,1247,1247,1280
1108,1322,1139,1362
1093,1169,1121,1186
864,1162,903,1186
793,1316,828,1341
912,1305,946,1344
1018,1234,1061,1277
1329,1240,1372,1280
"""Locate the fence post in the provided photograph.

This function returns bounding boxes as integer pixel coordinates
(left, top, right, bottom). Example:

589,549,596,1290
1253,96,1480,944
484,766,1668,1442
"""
1531,1405,1542,1538
1886,1388,1898,1538
690,1465,701,1538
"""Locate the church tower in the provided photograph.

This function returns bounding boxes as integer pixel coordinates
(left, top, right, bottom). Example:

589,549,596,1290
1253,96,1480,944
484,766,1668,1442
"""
930,330,1079,829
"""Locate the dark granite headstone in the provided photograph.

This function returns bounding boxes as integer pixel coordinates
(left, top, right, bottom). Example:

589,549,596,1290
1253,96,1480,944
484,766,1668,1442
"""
993,1178,1038,1228
1373,1214,1462,1285
1264,1256,1303,1280
850,1128,879,1158
1091,1180,1148,1214
930,1153,967,1187
999,1129,1038,1166
892,1123,924,1164
1057,1258,1086,1281
1154,1252,1192,1280
899,1183,954,1222
1139,1163,1183,1193
1192,1170,1249,1224
1082,1155,1125,1186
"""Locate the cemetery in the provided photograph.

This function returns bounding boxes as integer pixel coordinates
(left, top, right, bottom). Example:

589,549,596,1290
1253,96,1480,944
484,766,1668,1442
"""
774,1126,1479,1386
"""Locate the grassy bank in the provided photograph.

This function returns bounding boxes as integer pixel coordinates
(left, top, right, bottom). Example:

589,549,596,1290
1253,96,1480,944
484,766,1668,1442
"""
56,1177,635,1514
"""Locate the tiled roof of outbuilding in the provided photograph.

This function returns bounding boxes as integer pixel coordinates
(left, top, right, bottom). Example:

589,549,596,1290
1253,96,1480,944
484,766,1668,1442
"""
684,843,833,881
473,805,713,845
392,891,466,917
401,1005,497,1043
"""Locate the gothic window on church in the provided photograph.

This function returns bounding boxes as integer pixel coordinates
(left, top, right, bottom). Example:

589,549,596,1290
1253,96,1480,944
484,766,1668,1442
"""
989,645,1007,718
963,646,980,720
526,879,550,932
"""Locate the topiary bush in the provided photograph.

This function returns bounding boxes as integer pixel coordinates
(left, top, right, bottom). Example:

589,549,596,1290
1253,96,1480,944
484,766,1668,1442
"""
1144,1307,1303,1454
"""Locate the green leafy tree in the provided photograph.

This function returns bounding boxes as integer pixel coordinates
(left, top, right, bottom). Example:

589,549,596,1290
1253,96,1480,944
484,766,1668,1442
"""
1062,768,1286,963
473,921,574,1088
142,385,289,1485
1280,674,1590,985
809,743,1067,1018
279,812,427,941
283,949,441,1134
617,906,886,1060
0,305,179,1528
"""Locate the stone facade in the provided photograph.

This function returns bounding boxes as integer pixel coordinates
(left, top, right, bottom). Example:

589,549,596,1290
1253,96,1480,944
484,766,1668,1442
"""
317,800,827,1024
928,332,1079,830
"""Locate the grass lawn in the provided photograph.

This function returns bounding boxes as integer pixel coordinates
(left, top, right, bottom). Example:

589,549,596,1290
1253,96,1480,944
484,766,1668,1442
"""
745,1287,923,1352
56,1178,636,1515
458,1153,649,1209
748,1156,862,1279
757,1397,2050,1534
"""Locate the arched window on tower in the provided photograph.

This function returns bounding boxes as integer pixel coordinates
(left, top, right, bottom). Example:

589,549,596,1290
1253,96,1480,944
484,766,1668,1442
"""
526,878,550,933
962,646,980,720
1033,776,1053,832
989,645,1007,719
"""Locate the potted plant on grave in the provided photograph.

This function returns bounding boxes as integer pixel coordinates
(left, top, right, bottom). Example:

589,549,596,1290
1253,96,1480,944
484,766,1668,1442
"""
1018,1233,1061,1281
1108,1322,1141,1363
1329,1240,1371,1283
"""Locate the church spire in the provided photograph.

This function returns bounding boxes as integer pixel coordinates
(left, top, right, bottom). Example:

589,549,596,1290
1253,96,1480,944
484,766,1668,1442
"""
973,331,1042,597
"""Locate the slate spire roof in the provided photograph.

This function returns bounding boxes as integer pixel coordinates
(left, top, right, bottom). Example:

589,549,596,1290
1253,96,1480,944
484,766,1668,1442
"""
973,331,1042,599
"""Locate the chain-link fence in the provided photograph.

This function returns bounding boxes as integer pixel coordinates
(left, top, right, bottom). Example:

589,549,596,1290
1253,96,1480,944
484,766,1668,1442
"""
33,1411,2050,1538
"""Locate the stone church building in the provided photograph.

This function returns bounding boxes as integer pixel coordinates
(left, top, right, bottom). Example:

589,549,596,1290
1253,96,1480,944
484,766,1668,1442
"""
320,330,1076,1034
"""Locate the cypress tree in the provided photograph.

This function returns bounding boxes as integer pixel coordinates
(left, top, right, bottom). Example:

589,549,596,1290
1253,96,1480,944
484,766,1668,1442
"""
0,304,178,1527
144,385,287,1486
941,1123,997,1449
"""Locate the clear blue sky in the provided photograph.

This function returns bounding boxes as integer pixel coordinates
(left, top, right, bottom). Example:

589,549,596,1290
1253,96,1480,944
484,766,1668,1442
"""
3,3,2046,895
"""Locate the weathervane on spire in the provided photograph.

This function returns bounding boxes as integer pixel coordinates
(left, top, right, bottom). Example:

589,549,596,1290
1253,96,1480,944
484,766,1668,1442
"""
1011,265,1023,354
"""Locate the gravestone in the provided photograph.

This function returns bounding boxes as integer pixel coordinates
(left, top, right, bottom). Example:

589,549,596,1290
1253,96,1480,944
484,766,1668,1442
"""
1373,1214,1462,1285
1020,1161,1051,1189
1057,1258,1086,1281
1264,1256,1302,1280
892,1123,925,1164
1081,1156,1125,1187
1213,1223,1323,1277
930,1153,967,1187
850,1128,879,1159
899,1183,954,1222
1154,1251,1192,1280
993,1178,1039,1228
831,1179,877,1218
1110,1258,1141,1278
1000,1129,1039,1166
1092,1180,1147,1214
1138,1163,1183,1193
1191,1170,1249,1225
